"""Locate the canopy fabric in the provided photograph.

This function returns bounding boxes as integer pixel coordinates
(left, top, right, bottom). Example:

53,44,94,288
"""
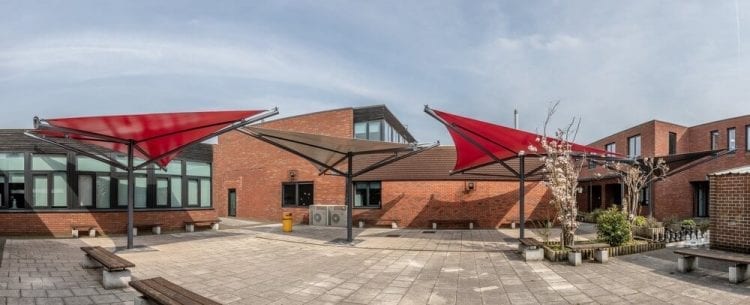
428,108,613,175
32,110,266,167
240,126,425,175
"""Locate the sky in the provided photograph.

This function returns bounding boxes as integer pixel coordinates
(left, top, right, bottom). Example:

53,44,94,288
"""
1,1,749,144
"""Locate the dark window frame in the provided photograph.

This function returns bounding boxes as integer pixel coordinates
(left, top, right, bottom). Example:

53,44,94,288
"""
353,181,382,209
605,142,616,153
710,130,719,150
727,127,736,152
746,125,750,152
281,182,314,207
627,135,641,158
668,132,677,155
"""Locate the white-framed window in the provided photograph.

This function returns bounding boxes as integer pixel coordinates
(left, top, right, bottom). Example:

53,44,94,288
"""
627,135,641,158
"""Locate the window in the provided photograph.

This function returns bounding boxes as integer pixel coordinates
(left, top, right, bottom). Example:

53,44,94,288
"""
31,155,68,208
156,178,169,206
627,135,641,158
605,143,616,154
668,132,677,155
639,186,650,206
0,153,25,208
587,160,596,169
76,157,111,208
710,130,719,150
353,120,391,142
185,161,211,207
728,128,736,151
746,125,750,151
282,182,314,206
354,182,381,208
170,177,182,207
155,161,185,208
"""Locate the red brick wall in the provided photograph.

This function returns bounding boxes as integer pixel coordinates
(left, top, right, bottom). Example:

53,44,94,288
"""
709,174,750,253
0,209,218,237
212,108,354,223
353,180,552,228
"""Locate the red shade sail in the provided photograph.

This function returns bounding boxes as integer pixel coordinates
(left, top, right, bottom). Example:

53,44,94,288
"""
33,110,269,167
427,108,612,174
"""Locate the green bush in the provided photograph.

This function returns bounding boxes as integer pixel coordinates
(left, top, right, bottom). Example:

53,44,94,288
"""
696,219,709,231
587,209,603,223
681,219,696,229
597,208,631,246
633,216,647,227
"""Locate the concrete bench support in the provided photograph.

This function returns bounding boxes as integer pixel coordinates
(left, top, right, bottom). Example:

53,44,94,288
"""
469,222,474,230
185,223,195,232
81,255,102,269
568,251,582,266
524,248,544,262
102,269,131,289
211,223,220,231
729,264,750,284
594,249,609,264
677,256,697,273
134,296,158,305
152,226,161,235
132,228,138,237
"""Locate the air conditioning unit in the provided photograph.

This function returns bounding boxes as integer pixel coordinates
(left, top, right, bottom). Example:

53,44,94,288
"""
328,205,348,227
309,205,329,226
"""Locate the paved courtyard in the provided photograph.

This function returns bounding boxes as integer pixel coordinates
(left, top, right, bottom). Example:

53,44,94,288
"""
0,219,748,305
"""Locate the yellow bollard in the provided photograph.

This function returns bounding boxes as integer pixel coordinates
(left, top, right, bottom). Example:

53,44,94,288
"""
282,212,293,232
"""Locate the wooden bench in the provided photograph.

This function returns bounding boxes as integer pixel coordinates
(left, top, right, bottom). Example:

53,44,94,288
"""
357,218,400,229
430,219,476,230
134,222,163,236
518,238,544,261
675,248,750,283
566,243,610,251
130,277,221,305
80,246,135,289
566,243,611,265
71,224,98,238
184,218,221,232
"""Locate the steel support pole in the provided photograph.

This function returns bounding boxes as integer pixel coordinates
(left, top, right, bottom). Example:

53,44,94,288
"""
519,154,525,239
127,141,135,249
346,153,354,242
648,179,654,218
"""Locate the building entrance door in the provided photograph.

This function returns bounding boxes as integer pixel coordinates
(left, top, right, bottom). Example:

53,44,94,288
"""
590,185,602,211
228,189,237,217
693,182,709,217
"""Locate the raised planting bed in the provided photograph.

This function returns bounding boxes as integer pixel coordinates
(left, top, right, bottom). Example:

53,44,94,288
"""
634,226,665,241
542,240,666,262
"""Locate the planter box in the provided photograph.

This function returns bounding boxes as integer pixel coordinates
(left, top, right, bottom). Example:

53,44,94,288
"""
635,226,665,240
542,241,666,262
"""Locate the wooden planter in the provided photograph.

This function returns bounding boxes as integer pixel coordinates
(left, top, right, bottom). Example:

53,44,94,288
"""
542,241,666,262
635,226,665,240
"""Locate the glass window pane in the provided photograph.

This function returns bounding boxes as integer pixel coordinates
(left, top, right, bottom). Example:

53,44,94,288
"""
282,184,296,205
78,175,93,207
747,126,750,150
187,180,199,206
163,161,182,175
200,179,210,207
33,176,48,207
52,173,67,207
186,162,211,177
354,183,365,207
77,157,110,172
32,155,67,171
114,155,147,173
368,120,382,141
170,177,182,207
0,175,5,206
10,173,24,183
729,128,736,151
298,184,314,206
368,186,381,207
156,178,168,206
354,122,367,139
0,153,25,171
135,176,147,208
117,179,128,206
96,176,110,208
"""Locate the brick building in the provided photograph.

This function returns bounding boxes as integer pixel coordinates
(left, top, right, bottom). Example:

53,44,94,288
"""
708,166,750,253
212,105,551,228
0,129,215,236
578,115,750,220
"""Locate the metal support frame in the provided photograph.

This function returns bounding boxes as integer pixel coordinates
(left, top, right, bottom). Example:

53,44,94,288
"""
127,141,135,249
519,154,526,239
346,153,354,242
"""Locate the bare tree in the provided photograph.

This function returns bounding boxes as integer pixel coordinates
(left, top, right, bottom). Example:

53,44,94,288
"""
614,158,668,222
533,102,585,247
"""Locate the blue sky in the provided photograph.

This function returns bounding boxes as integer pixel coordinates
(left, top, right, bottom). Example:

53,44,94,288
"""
1,1,749,144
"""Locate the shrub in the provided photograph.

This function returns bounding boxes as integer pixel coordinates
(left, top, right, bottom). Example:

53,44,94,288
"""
587,209,603,223
633,216,647,227
597,208,631,246
696,219,710,231
644,217,662,228
681,219,696,229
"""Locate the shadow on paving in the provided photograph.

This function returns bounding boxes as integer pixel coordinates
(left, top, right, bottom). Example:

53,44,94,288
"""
617,246,750,296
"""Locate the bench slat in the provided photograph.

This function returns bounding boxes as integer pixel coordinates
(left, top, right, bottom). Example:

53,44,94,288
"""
674,248,750,265
80,246,135,270
185,219,221,225
518,238,543,247
131,277,221,305
567,243,610,250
